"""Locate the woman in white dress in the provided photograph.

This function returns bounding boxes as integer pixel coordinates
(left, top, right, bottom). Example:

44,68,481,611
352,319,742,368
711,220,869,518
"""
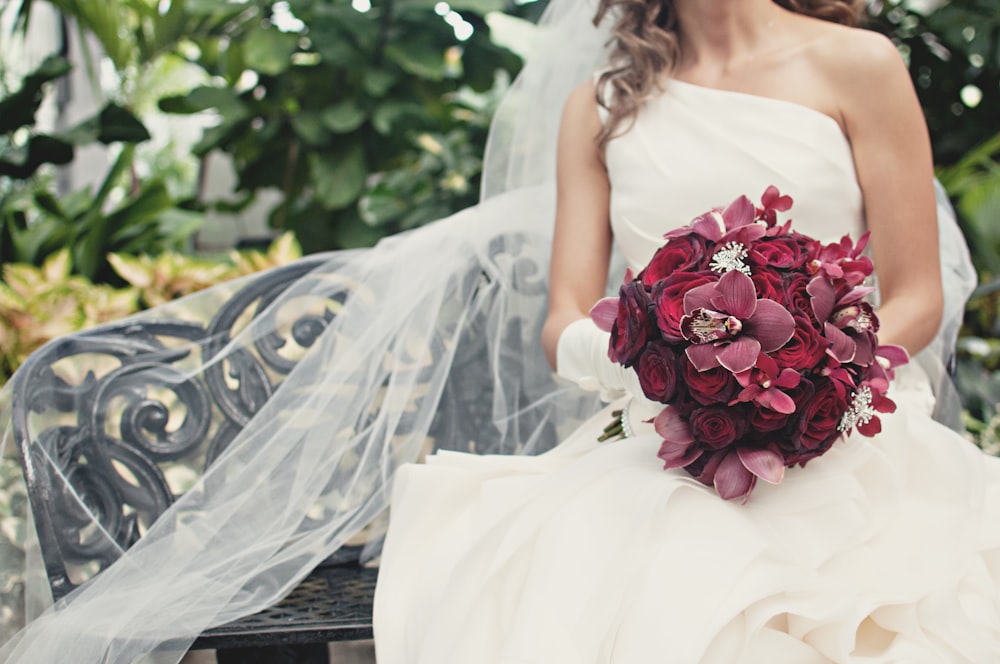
0,0,991,662
373,0,1000,661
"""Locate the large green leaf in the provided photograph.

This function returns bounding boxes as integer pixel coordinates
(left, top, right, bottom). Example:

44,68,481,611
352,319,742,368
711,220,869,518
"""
290,112,331,146
322,101,368,133
309,142,367,210
0,56,72,134
243,28,299,77
58,103,151,145
385,41,447,81
0,136,74,178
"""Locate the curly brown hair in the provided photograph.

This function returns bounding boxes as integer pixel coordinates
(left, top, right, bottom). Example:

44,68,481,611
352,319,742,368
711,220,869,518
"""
593,0,866,148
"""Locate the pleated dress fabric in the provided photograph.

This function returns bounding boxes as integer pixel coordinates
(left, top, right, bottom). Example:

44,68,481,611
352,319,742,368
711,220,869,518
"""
372,81,1000,663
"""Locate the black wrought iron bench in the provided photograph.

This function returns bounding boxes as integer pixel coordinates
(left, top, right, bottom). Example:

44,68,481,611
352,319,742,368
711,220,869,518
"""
8,229,557,663
9,257,378,663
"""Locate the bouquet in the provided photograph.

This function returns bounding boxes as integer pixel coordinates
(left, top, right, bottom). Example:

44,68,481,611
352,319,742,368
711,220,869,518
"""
590,187,908,502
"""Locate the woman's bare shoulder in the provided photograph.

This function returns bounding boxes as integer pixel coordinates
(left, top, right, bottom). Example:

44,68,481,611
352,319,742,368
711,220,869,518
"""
803,22,909,98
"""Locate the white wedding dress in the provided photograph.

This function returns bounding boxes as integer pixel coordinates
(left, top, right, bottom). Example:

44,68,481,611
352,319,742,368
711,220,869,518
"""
373,80,1000,662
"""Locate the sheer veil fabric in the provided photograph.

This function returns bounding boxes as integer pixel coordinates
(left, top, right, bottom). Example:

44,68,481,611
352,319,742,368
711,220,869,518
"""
0,0,974,661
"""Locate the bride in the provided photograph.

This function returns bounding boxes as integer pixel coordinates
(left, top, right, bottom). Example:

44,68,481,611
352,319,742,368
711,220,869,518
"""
373,0,1000,662
0,0,994,661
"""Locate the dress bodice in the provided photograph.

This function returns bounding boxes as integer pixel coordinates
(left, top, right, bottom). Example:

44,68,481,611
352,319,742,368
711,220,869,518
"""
603,80,864,272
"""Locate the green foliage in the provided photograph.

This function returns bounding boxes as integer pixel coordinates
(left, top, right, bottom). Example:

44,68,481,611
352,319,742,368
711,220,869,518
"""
0,54,204,282
158,0,522,252
868,0,1000,165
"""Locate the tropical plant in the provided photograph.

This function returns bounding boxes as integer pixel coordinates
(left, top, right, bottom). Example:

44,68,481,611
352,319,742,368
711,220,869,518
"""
0,55,202,280
158,0,523,252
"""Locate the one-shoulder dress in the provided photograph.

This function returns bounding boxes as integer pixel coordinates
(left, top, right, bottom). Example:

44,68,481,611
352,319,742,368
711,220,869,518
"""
373,80,1000,663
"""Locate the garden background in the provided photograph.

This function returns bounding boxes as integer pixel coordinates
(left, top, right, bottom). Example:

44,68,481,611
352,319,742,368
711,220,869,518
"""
0,0,998,640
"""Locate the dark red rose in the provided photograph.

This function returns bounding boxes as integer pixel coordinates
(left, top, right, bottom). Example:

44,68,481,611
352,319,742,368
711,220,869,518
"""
782,273,815,321
640,235,709,287
770,315,828,371
690,405,748,449
636,342,680,403
683,362,738,405
610,280,653,367
749,236,808,270
750,403,791,432
793,376,849,457
652,272,717,342
751,269,784,302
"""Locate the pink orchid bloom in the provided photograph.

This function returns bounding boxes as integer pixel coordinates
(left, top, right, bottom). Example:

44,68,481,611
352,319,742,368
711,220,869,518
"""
757,185,793,226
807,232,874,286
713,446,786,502
680,270,796,374
807,276,879,366
733,353,801,414
665,195,766,246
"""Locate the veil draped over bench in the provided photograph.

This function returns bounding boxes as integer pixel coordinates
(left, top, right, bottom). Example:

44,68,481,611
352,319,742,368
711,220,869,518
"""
0,1,975,661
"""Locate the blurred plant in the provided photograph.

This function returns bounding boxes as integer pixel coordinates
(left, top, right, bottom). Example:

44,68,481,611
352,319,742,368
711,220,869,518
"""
359,79,506,233
868,0,1000,165
0,233,300,382
0,250,140,380
159,0,523,252
0,55,203,281
109,231,302,308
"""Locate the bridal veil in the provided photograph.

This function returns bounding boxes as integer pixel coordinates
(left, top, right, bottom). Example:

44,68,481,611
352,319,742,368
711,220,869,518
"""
0,0,974,661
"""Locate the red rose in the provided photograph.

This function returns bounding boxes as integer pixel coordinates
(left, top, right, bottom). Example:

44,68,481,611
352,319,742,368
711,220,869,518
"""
782,273,814,321
690,405,748,449
683,362,738,405
749,236,808,270
751,269,784,302
610,280,653,367
770,315,827,371
640,235,709,287
636,342,680,403
793,376,848,457
750,404,791,432
652,272,717,342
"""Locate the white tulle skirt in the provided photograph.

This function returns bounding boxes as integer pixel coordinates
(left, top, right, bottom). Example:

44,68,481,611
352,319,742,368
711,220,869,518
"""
373,364,1000,663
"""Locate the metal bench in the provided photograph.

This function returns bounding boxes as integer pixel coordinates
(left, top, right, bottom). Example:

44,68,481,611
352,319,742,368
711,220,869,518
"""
9,257,373,662
9,231,556,662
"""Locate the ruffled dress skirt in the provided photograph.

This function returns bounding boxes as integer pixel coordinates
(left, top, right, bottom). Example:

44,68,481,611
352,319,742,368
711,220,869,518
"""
373,364,1000,662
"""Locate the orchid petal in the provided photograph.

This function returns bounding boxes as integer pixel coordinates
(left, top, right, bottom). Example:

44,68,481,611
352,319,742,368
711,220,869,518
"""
755,388,796,414
685,343,722,371
683,282,718,314
876,344,909,368
716,337,761,374
653,405,694,444
744,299,795,352
714,451,756,501
657,439,702,469
589,297,619,333
737,447,786,484
857,417,882,436
853,231,871,256
875,395,897,414
853,333,875,367
721,223,766,246
824,322,856,363
807,276,835,322
722,195,756,230
712,270,757,318
686,211,724,241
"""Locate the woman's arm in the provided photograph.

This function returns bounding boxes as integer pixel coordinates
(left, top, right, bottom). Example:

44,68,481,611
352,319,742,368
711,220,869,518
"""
541,81,615,369
828,30,944,357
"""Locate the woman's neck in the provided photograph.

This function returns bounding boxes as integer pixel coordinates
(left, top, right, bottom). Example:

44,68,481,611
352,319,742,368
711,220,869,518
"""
673,0,791,76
